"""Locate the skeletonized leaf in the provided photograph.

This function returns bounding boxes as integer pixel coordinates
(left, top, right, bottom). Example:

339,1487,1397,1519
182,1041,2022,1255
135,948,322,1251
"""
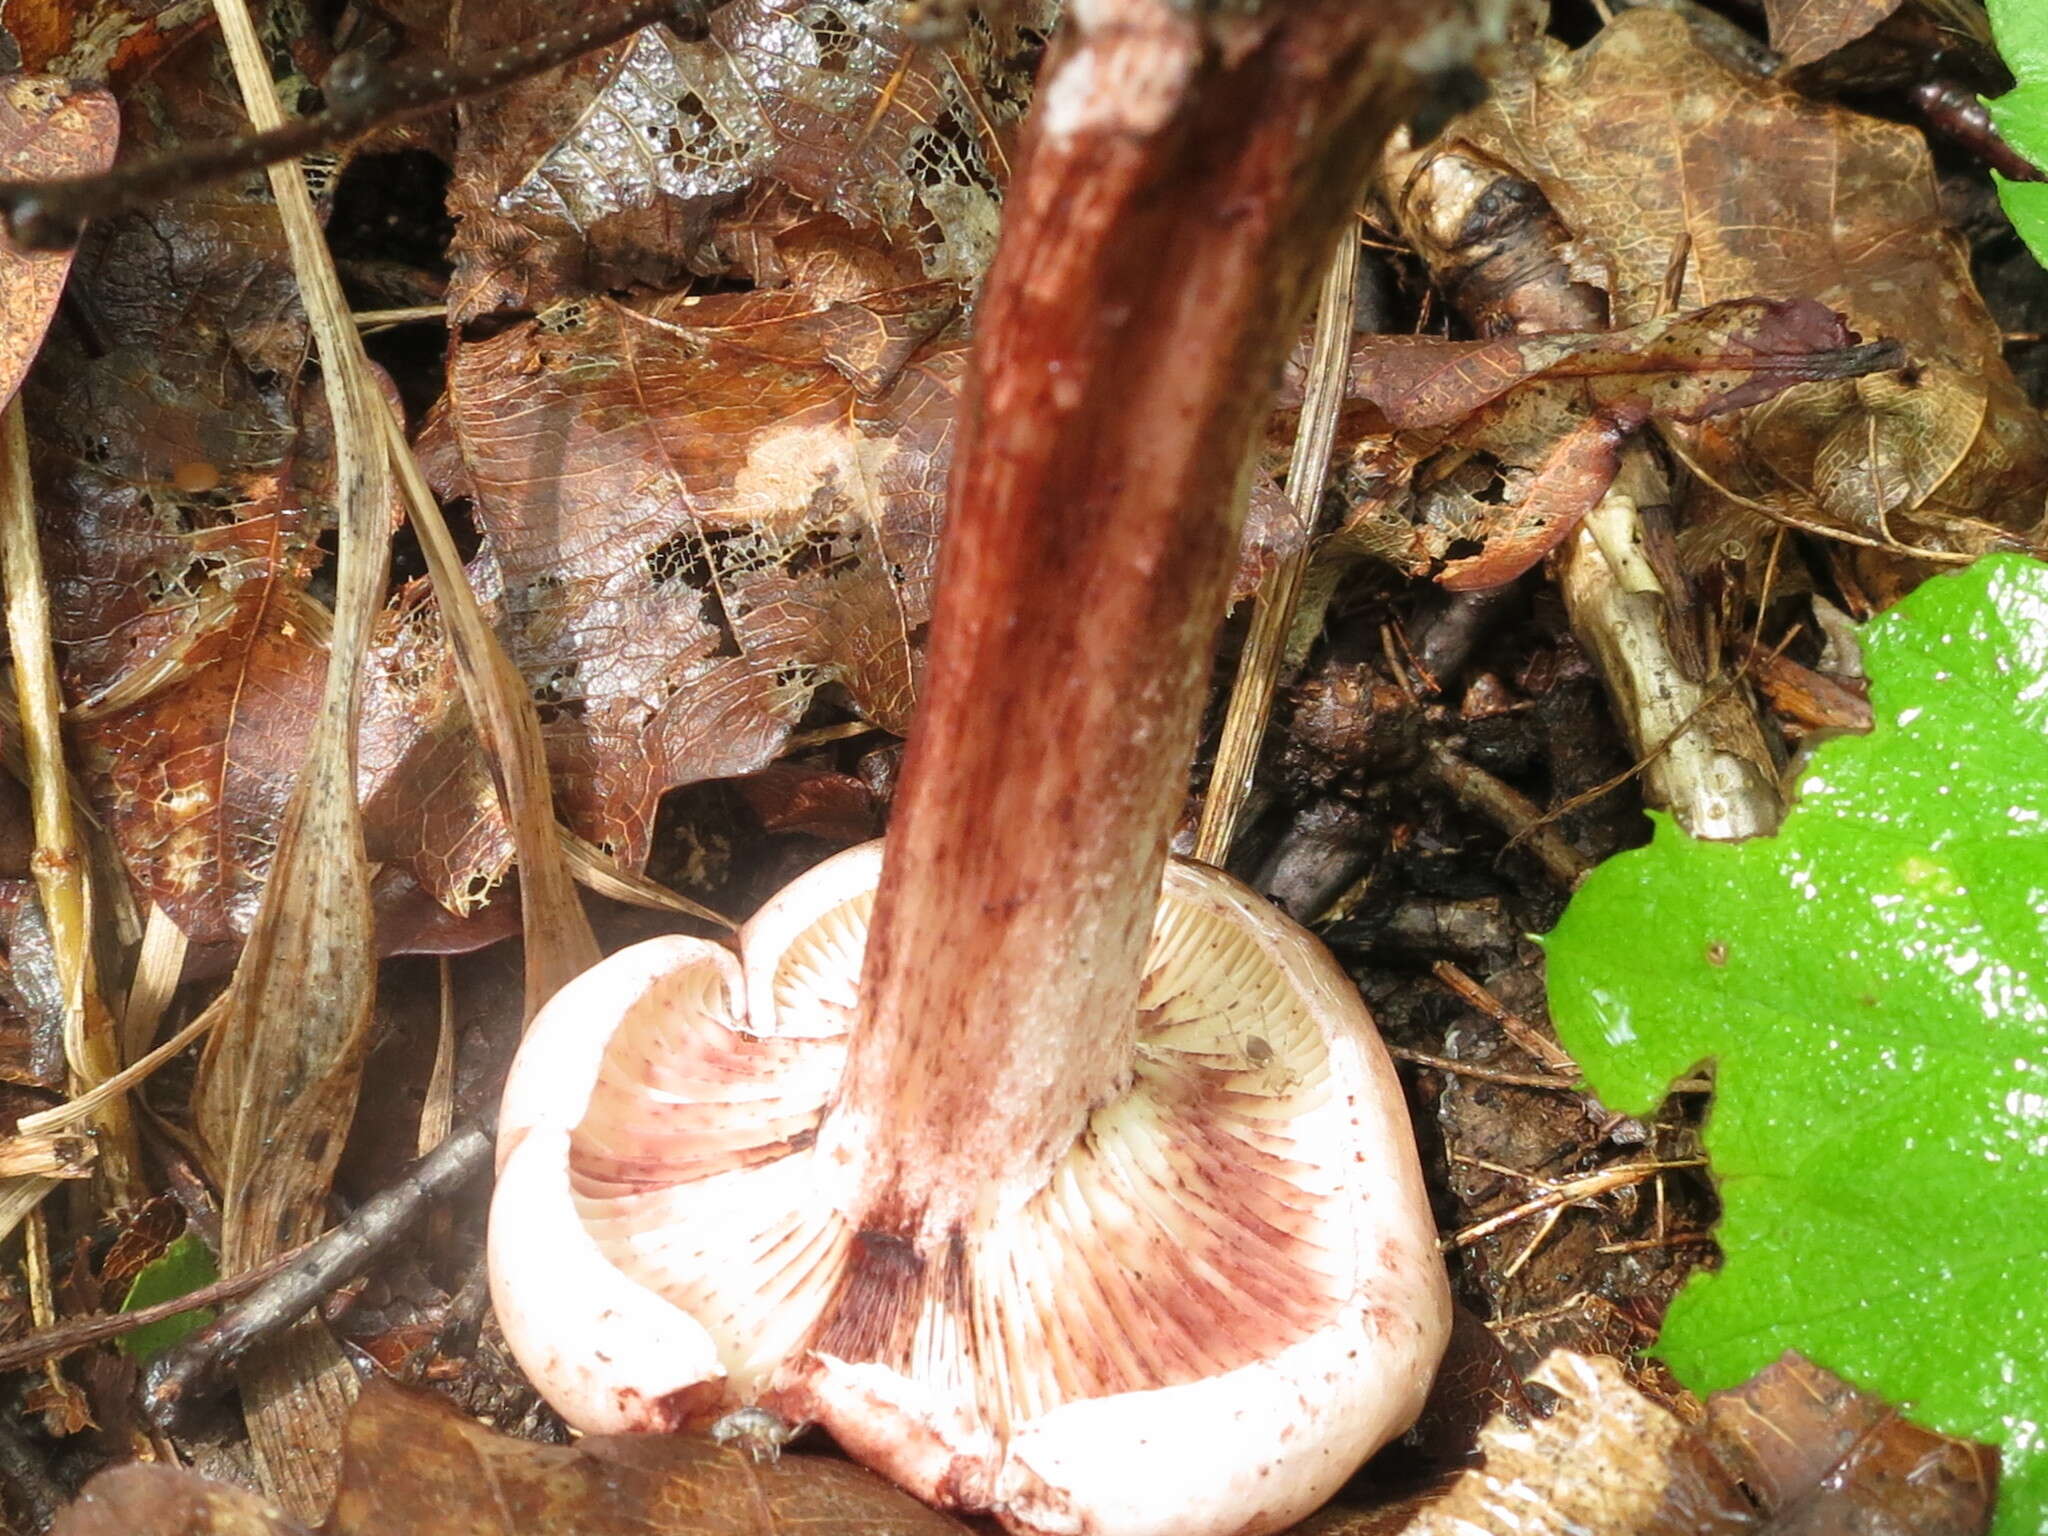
445,0,1052,317
429,279,962,867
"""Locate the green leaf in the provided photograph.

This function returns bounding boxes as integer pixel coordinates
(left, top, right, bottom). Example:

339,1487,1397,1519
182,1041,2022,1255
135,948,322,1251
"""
1996,174,2048,268
1991,0,2048,87
1548,554,2048,1536
117,1232,219,1361
1989,0,2048,263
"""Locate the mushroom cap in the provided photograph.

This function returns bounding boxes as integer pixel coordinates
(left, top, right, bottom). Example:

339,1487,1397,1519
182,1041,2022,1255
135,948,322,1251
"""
490,842,1449,1536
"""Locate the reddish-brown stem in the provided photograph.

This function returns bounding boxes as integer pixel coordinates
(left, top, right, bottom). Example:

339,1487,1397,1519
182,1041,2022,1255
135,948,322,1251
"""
836,0,1463,1234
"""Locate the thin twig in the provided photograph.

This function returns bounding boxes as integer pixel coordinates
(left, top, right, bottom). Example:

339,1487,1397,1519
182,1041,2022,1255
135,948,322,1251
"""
0,1241,313,1374
1431,960,1578,1076
351,305,448,330
1597,1232,1715,1255
0,0,714,249
1388,1046,1579,1089
1446,1157,1706,1249
1425,742,1593,889
1497,1204,1564,1282
141,1122,492,1432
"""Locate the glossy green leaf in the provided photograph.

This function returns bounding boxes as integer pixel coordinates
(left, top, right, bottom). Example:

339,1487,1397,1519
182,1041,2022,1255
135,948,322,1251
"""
1990,0,2048,264
1548,554,2048,1536
118,1233,218,1361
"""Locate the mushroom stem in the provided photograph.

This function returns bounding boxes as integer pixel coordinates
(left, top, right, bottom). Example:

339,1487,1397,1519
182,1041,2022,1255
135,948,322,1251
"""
837,0,1463,1232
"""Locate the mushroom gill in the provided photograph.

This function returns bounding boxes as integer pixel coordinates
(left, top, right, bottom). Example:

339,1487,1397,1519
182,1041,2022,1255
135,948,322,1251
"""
491,842,1446,1533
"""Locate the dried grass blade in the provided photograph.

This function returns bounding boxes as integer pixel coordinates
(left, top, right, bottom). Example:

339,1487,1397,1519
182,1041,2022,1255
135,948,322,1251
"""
1195,229,1359,863
120,902,188,1062
22,994,220,1136
194,0,395,1514
0,1129,93,1179
0,395,142,1205
0,1175,56,1248
559,826,733,929
378,407,598,1015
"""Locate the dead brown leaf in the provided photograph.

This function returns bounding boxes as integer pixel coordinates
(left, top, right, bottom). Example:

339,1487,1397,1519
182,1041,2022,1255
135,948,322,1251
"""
21,24,333,948
1374,1349,1995,1536
1765,0,1905,69
1,1,214,81
1440,10,2048,570
424,280,963,869
1329,298,1896,587
442,0,1052,319
18,22,509,950
1709,1352,1998,1535
52,1378,975,1535
53,1463,310,1536
0,76,115,409
1344,298,1895,435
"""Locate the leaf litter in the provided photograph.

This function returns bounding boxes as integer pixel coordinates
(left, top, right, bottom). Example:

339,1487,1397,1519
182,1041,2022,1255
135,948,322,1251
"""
0,0,2039,1531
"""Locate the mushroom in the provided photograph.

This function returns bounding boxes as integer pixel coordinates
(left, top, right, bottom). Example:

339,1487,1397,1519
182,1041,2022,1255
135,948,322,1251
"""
489,1,1490,1531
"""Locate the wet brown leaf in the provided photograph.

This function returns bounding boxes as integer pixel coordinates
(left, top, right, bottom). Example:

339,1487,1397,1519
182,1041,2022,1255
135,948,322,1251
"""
1707,1352,1997,1535
18,25,500,949
53,1463,310,1536
443,0,1052,319
1365,1349,1998,1536
53,1379,974,1535
1765,0,1905,69
1438,412,1629,591
1344,299,1893,434
21,24,328,948
426,281,963,868
1330,299,1895,587
0,76,114,409
2,1,214,81
1444,10,2048,567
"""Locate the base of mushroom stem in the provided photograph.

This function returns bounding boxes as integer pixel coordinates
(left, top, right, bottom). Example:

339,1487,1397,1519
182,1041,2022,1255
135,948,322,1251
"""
489,842,1451,1536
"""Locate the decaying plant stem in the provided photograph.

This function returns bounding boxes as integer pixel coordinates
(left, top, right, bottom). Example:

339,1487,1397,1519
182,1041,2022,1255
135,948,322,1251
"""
196,0,394,1514
842,0,1482,1230
379,409,600,1018
0,397,144,1210
1196,228,1360,865
1383,139,1783,839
